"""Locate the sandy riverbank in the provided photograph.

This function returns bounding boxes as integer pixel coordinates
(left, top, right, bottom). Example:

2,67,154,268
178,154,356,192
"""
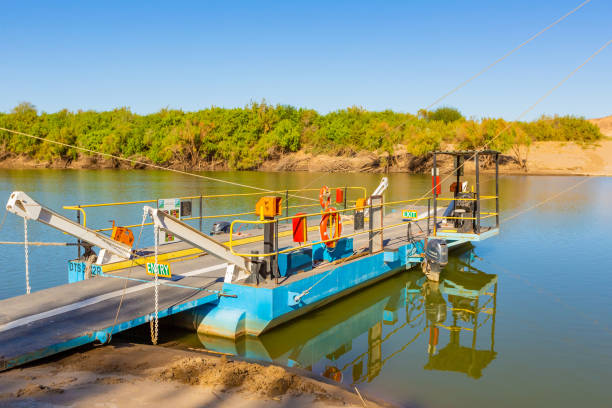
0,343,390,408
1,140,611,176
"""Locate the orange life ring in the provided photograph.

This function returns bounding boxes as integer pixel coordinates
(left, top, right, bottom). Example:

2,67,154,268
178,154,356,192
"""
320,207,342,248
319,186,331,209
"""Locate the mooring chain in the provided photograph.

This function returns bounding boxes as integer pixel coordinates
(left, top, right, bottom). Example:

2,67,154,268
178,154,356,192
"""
23,218,31,295
150,225,160,345
108,209,151,345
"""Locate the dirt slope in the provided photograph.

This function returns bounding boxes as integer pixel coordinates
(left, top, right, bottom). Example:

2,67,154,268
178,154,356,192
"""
589,115,612,137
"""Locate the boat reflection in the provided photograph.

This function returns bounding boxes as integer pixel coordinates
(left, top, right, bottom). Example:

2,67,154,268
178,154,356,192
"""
196,245,498,383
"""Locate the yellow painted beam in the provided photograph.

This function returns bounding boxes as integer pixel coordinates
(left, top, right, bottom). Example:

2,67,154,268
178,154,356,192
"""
101,223,323,273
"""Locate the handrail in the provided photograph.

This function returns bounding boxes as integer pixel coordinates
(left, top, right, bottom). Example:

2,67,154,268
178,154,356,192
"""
63,186,366,232
227,192,501,257
438,214,497,221
229,217,422,257
228,197,435,257
63,206,87,227
435,195,498,202
65,186,367,210
273,196,434,223
92,202,324,233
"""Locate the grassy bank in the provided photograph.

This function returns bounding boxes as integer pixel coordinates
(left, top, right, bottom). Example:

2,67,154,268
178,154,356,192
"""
0,102,603,171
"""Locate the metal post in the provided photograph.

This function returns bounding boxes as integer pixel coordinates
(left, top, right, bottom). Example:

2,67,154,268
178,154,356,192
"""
455,155,461,197
274,219,279,283
368,202,374,254
343,186,347,210
475,153,480,234
407,220,412,244
263,221,274,280
432,153,437,236
199,195,203,232
251,250,260,286
76,207,81,259
495,153,500,228
285,190,289,222
427,198,431,235
379,196,384,250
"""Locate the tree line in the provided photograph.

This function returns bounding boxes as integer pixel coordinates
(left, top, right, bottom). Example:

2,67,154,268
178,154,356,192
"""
0,102,602,170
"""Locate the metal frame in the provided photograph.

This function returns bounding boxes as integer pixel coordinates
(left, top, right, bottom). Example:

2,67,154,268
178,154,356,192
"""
431,150,500,237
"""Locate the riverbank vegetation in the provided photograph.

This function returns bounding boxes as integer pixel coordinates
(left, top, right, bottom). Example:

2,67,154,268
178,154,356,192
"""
0,102,602,170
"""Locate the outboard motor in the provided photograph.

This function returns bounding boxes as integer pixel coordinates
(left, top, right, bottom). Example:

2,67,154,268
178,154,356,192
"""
422,239,448,282
210,221,231,236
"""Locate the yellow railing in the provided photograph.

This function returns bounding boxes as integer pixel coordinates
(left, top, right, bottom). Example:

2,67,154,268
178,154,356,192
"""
227,193,500,257
435,195,498,201
63,206,87,227
62,186,367,232
228,197,434,257
61,185,497,255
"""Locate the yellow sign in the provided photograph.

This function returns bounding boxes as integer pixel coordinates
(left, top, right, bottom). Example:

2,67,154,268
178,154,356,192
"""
146,262,172,279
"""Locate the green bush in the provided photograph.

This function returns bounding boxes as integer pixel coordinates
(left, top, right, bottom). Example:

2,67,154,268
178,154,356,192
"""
0,103,602,170
424,106,464,123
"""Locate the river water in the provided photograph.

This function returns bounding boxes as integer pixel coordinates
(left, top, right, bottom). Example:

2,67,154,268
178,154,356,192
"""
0,169,610,407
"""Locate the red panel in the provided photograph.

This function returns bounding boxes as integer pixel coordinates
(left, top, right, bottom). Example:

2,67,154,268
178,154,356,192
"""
432,175,441,195
335,188,344,204
292,212,308,243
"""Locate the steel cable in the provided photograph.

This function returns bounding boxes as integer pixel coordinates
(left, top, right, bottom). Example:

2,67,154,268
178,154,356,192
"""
0,126,317,203
409,38,612,212
422,0,593,113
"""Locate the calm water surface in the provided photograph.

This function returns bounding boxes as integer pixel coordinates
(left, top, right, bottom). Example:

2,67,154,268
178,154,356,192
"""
0,169,610,407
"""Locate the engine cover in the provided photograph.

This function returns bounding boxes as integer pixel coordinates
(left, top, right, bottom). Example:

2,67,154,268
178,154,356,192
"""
425,239,448,267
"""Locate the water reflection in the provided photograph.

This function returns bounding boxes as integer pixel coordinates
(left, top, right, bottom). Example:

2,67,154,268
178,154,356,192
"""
422,252,497,379
194,245,498,384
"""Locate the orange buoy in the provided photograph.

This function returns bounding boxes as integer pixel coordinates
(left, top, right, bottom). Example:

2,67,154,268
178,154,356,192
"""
320,207,342,248
319,186,331,209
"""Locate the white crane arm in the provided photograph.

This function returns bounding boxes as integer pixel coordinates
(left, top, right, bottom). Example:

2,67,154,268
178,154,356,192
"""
5,191,133,262
143,206,252,278
365,177,389,216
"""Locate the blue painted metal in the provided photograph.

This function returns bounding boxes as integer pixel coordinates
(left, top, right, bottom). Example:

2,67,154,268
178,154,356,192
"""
8,232,483,369
383,309,397,324
312,237,354,262
68,260,102,283
384,250,400,263
190,235,477,339
193,240,428,338
277,247,312,277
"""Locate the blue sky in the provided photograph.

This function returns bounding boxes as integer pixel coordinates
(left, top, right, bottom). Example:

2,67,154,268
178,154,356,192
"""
1,0,610,119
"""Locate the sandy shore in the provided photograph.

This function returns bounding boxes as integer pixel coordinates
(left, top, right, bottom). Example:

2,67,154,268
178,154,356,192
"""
515,141,612,176
1,140,611,176
0,343,390,408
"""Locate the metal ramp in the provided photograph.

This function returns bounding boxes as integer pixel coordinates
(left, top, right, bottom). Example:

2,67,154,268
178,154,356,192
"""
0,255,226,371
